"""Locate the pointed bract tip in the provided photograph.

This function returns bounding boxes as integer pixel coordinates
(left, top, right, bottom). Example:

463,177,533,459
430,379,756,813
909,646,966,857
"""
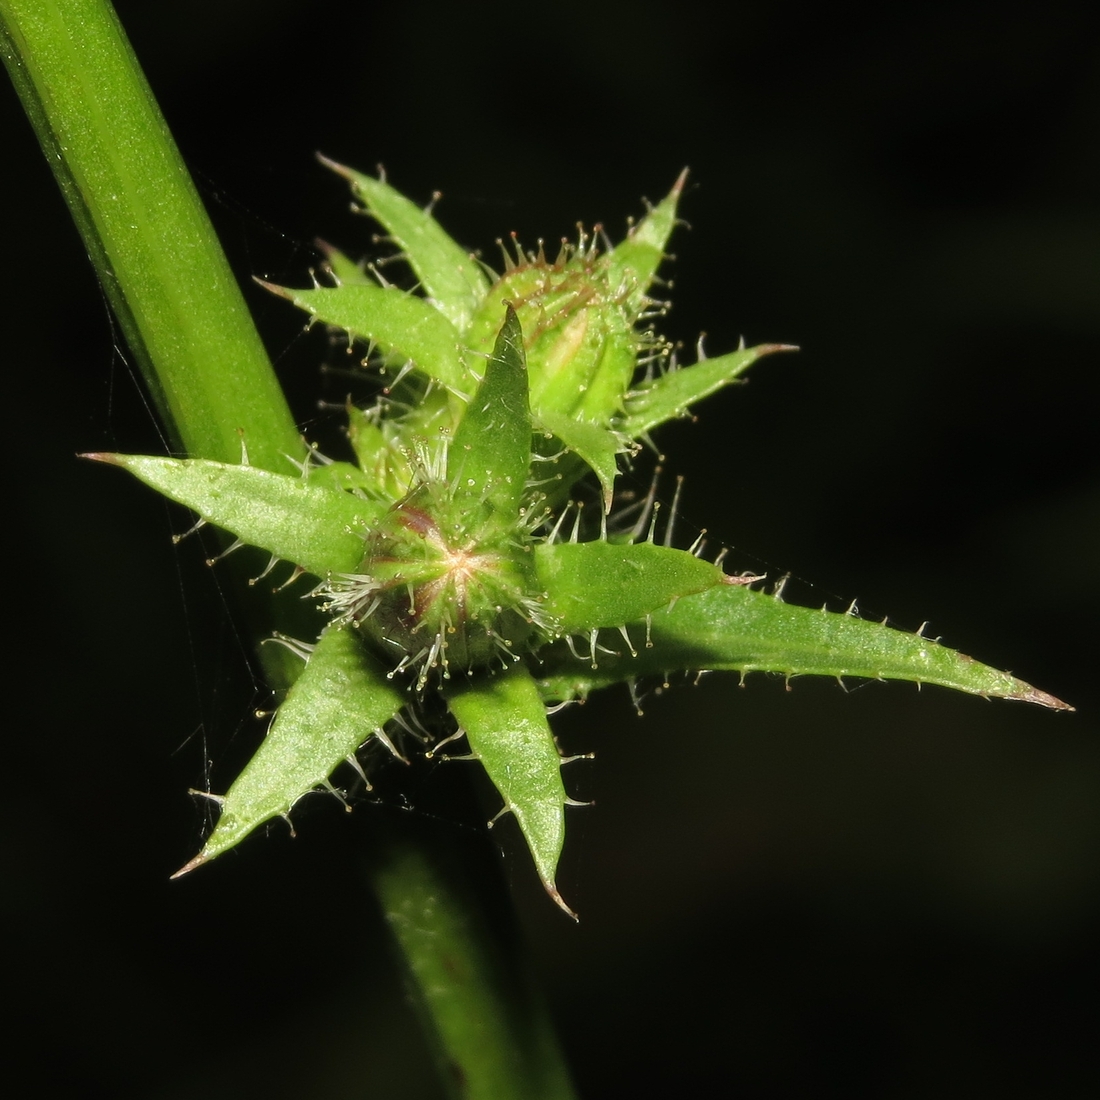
544,880,579,922
312,239,345,265
77,451,121,464
315,152,353,179
1010,682,1075,712
252,276,293,300
169,851,208,880
672,167,690,196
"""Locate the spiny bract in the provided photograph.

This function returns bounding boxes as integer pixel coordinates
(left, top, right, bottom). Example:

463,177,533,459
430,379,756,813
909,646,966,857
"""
93,162,1070,916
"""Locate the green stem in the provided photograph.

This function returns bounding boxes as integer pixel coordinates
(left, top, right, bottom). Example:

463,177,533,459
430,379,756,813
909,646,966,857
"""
0,0,300,470
1,1,575,1093
370,819,576,1100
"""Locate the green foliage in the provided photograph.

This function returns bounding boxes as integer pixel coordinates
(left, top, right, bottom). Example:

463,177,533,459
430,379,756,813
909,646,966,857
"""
173,626,404,876
86,165,1069,914
86,453,381,575
448,668,572,916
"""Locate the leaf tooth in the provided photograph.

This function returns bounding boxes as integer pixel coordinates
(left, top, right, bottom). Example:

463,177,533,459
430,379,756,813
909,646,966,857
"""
204,537,244,566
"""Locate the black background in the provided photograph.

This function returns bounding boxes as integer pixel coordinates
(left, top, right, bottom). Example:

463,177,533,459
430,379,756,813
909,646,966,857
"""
5,1,1099,1096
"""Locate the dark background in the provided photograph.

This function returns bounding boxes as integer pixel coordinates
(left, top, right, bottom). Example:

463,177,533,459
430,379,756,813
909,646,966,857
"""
5,1,1098,1096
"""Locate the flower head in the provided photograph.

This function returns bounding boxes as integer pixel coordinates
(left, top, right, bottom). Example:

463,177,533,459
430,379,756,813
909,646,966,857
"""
92,165,1069,915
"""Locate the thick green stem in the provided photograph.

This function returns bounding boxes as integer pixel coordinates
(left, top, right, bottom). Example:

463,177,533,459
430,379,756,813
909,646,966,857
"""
0,0,301,470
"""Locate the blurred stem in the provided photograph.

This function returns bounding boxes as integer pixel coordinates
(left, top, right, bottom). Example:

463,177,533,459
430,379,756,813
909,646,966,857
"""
371,820,576,1100
0,2,575,1094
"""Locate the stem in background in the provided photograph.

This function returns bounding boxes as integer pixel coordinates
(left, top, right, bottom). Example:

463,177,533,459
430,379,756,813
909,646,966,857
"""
370,816,577,1100
0,0,301,471
0,0,312,686
0,2,576,1094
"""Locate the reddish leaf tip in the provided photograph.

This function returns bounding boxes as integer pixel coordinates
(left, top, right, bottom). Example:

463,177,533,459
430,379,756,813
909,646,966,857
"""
672,167,690,196
252,276,293,300
544,881,579,922
78,451,120,464
315,151,352,179
169,852,208,880
1011,683,1075,711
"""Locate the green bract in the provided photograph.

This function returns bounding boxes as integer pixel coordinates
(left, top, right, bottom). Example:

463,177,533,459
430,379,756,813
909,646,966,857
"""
93,165,1070,916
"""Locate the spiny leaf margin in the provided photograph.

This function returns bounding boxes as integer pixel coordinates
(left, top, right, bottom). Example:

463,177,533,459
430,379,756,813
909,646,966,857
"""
534,583,1073,710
